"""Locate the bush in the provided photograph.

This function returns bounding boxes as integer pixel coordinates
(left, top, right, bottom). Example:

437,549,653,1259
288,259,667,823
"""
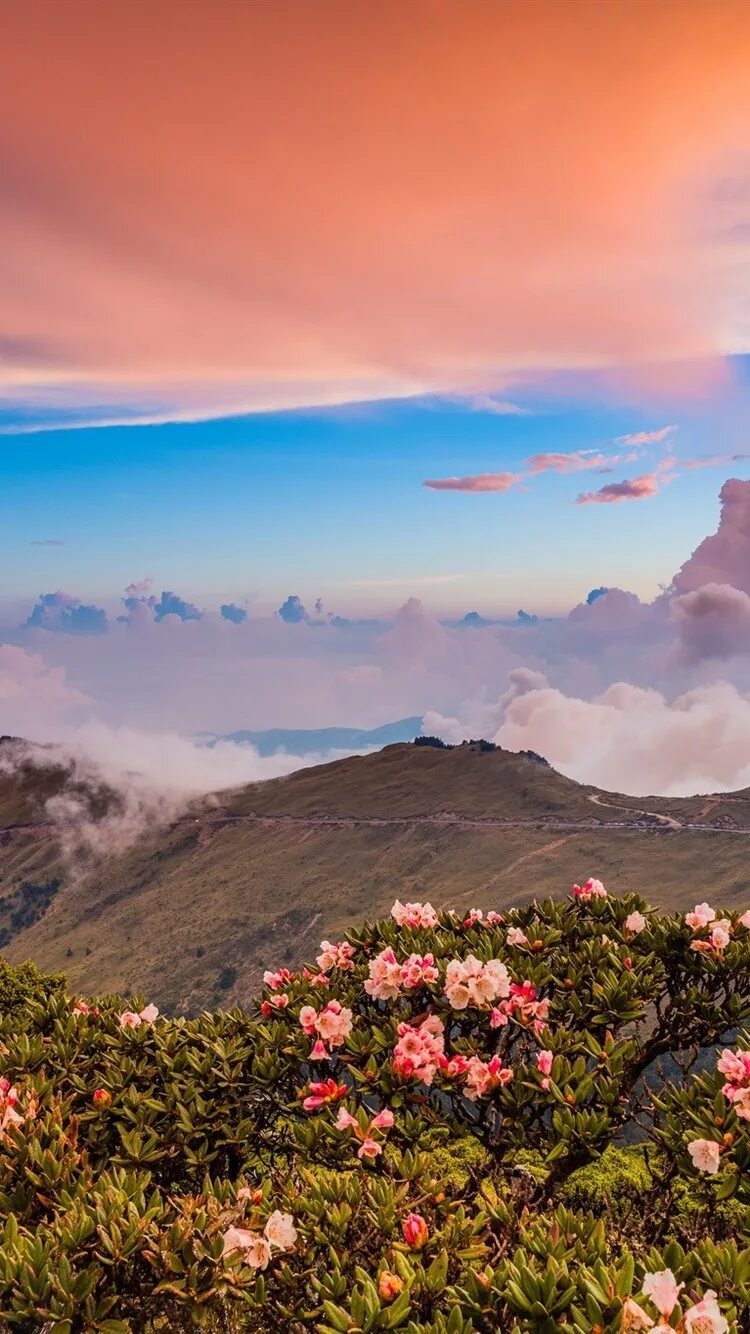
0,885,748,1329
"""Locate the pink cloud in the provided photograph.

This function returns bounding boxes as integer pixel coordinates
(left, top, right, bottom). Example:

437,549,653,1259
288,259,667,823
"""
673,478,750,593
527,450,614,475
422,472,519,492
575,472,663,504
614,425,677,446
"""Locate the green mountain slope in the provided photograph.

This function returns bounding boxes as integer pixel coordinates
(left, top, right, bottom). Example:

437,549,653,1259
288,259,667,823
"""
2,740,750,1012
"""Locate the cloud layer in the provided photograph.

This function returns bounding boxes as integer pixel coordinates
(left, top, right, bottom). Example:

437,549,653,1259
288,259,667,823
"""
3,3,750,425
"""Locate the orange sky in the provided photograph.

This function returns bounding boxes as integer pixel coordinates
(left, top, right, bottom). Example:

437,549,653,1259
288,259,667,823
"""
2,0,750,422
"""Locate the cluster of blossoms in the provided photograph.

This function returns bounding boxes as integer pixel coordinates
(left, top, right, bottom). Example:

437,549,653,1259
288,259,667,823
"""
298,999,353,1059
443,954,510,1010
490,979,550,1034
462,908,504,927
623,1269,728,1332
300,1077,349,1112
686,902,750,956
463,1053,513,1100
717,1044,750,1120
392,1015,446,1085
222,1209,297,1271
0,1078,31,1142
316,940,356,973
572,877,607,900
263,967,295,991
687,1043,750,1175
334,1104,395,1159
391,899,439,928
364,947,439,1000
72,998,101,1016
118,1003,159,1029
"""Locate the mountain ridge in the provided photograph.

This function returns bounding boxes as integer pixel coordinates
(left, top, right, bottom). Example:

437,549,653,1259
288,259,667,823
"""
2,739,750,1013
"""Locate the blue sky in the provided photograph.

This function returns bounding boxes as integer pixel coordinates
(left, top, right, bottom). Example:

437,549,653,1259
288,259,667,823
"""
3,370,749,620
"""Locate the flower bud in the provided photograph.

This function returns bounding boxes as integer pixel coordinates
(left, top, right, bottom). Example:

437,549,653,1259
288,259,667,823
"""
402,1212,429,1249
378,1270,404,1301
92,1088,111,1107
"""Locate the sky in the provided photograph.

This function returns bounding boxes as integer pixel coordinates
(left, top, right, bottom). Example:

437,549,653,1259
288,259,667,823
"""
5,0,750,798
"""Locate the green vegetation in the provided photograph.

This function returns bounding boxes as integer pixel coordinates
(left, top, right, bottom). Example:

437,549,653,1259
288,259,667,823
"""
0,887,748,1330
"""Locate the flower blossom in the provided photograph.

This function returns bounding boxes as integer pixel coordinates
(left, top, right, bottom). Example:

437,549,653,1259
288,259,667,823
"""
298,999,353,1057
625,911,647,935
0,1079,26,1141
506,926,529,947
444,955,510,1009
72,999,100,1016
263,1210,298,1251
486,910,504,925
739,909,750,928
402,1212,429,1249
118,1004,159,1030
536,1049,554,1089
491,980,549,1034
641,1269,684,1318
716,1045,750,1120
686,902,716,930
260,993,289,1015
463,908,484,927
364,947,403,1000
464,1053,513,1100
687,1138,722,1174
263,967,294,990
335,1104,394,1158
301,1077,349,1111
683,1291,729,1334
690,918,732,956
316,940,356,973
223,1210,297,1267
621,1297,655,1330
572,877,607,900
391,899,439,928
399,952,439,988
393,1015,445,1085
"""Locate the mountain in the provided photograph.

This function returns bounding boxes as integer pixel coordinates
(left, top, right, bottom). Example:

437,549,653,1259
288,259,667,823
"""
2,738,750,1013
201,717,423,755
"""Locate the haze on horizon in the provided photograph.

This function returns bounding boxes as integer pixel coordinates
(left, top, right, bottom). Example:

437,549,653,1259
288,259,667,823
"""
4,0,750,798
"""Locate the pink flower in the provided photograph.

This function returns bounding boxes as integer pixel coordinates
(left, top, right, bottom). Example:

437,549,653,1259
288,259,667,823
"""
301,1078,348,1111
357,1136,382,1159
222,1227,272,1269
641,1269,684,1318
299,1005,318,1036
402,1212,429,1249
688,1138,722,1174
464,1054,513,1100
486,910,504,924
316,940,356,973
139,1004,159,1023
739,909,750,928
683,1291,729,1334
710,921,731,951
364,947,403,1001
309,1039,329,1060
334,1106,359,1131
506,926,529,947
370,1107,395,1130
717,1046,750,1082
399,952,439,988
391,899,439,928
118,1010,142,1029
621,1297,655,1330
686,902,716,930
463,909,484,927
393,1016,445,1085
263,967,294,990
0,1081,27,1141
444,955,510,1010
537,1050,554,1077
572,877,607,900
625,911,647,935
315,1000,353,1046
263,1210,297,1251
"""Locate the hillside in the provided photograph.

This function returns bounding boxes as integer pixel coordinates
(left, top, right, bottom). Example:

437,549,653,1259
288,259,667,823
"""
3,739,750,1012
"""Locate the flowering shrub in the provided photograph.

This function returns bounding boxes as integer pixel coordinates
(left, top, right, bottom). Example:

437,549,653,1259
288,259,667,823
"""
0,886,749,1330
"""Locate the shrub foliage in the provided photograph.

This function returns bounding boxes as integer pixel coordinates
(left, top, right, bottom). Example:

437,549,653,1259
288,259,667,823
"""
0,885,749,1331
